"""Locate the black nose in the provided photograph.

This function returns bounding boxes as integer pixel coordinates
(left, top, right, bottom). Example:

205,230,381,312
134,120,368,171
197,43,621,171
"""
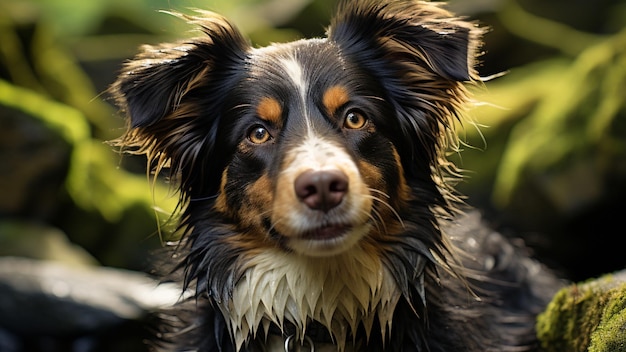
294,170,349,212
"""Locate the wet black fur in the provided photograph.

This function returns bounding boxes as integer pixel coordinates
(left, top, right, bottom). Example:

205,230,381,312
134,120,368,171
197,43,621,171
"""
109,1,563,351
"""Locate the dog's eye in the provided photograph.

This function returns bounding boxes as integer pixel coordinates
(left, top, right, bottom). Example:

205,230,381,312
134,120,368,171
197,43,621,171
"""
248,125,272,144
343,110,367,130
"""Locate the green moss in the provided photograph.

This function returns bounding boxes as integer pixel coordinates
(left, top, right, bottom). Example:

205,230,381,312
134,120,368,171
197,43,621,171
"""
537,272,626,352
588,282,626,352
0,78,176,227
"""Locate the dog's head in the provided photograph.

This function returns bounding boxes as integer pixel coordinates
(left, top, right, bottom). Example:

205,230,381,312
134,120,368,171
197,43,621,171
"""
110,0,481,348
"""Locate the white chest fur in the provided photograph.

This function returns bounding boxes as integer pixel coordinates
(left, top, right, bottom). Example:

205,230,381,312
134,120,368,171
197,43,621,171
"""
219,247,401,351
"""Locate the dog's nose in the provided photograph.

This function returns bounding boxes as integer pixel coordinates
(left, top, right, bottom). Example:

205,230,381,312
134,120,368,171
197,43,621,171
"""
294,170,348,212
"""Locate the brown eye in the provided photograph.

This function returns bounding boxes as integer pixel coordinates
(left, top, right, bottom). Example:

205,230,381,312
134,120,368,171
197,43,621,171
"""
343,110,367,129
248,126,272,144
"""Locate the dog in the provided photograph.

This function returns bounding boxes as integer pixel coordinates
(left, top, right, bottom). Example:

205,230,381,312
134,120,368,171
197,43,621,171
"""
109,0,564,351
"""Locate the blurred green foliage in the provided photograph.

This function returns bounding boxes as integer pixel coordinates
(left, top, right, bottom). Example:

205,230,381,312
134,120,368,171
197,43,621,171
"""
468,6,626,211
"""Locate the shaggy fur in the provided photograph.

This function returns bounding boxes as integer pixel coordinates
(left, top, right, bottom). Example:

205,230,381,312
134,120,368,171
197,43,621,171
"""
109,1,563,351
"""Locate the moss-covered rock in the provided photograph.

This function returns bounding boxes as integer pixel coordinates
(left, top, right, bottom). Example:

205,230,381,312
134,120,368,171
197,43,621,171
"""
537,270,626,352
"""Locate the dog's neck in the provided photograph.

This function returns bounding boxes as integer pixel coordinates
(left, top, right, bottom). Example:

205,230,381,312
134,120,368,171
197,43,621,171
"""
218,245,401,351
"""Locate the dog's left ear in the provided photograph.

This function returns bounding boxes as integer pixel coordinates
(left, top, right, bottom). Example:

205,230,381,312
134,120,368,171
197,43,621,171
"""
328,0,480,81
327,0,482,181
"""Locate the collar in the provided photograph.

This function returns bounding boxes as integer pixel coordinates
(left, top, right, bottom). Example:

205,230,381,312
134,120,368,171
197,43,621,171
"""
264,334,356,352
262,322,358,352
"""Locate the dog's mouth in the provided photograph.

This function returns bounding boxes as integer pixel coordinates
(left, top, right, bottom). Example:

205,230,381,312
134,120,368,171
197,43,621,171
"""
301,224,351,241
283,221,371,257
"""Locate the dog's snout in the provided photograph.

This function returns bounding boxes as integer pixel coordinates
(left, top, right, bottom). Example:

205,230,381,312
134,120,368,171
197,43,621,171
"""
295,170,348,212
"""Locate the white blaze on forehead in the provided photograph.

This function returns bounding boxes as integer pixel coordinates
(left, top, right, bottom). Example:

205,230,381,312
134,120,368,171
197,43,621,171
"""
279,56,313,133
279,56,306,94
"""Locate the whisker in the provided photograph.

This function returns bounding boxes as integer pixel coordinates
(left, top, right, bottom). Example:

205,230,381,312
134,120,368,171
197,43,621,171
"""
263,212,286,240
190,195,218,202
369,188,391,199
366,207,387,235
363,95,386,102
366,189,405,230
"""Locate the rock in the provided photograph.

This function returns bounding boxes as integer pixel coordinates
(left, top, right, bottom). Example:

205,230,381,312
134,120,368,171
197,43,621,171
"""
0,257,182,351
537,269,626,352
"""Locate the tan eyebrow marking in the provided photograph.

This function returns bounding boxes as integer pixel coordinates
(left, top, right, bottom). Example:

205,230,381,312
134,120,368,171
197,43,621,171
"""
323,85,350,116
256,97,283,126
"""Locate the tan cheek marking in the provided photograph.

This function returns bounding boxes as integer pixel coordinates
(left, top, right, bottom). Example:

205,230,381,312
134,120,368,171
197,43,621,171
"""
217,173,276,250
244,173,273,215
224,229,274,253
237,173,274,232
214,167,230,214
323,85,350,116
256,97,283,127
358,160,385,192
222,229,276,259
358,155,407,236
214,170,274,226
392,147,412,206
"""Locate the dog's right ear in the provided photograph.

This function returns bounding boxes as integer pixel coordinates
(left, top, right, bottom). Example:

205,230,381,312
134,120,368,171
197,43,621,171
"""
110,11,249,129
108,12,249,193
